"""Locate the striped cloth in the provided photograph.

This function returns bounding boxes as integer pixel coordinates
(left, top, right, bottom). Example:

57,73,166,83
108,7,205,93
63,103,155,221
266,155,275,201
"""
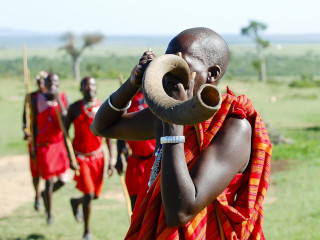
125,87,272,240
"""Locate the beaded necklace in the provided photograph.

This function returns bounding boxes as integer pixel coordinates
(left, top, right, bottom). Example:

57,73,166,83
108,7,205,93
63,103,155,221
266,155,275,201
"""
148,144,163,189
82,99,99,119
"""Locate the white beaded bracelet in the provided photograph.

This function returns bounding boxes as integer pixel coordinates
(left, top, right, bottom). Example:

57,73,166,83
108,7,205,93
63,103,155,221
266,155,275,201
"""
107,95,132,112
160,136,185,144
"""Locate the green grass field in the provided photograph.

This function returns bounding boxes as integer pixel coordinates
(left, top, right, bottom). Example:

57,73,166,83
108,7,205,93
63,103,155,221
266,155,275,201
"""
0,174,131,240
2,44,320,60
0,69,320,239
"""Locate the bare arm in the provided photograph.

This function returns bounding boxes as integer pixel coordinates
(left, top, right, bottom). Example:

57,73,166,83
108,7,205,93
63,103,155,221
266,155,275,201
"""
91,50,158,140
65,102,79,133
161,117,252,227
22,94,30,140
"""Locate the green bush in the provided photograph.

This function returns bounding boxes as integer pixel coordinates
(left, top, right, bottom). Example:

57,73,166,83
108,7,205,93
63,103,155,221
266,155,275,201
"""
289,80,320,88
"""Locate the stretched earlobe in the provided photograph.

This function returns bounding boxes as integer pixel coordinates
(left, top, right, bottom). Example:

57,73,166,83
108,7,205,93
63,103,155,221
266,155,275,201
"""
207,65,221,84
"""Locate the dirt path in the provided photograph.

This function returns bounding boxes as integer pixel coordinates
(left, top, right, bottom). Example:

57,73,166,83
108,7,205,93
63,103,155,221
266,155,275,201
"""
0,155,34,218
0,153,125,219
0,154,283,218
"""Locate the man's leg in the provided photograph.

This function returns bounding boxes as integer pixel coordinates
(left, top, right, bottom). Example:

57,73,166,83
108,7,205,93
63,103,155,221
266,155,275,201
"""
32,177,41,211
52,179,65,192
70,193,94,239
44,179,54,225
70,197,83,222
82,193,94,239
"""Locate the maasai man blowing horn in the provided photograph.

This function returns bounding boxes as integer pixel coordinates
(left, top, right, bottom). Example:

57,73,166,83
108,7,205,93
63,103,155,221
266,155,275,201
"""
91,27,272,240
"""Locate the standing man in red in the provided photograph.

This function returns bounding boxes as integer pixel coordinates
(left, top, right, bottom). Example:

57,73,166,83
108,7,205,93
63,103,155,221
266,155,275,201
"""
115,90,156,211
65,77,113,240
22,71,47,211
36,73,70,225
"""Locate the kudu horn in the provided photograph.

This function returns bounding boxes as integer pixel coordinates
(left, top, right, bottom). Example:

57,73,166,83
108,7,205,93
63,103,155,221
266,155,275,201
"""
142,54,221,125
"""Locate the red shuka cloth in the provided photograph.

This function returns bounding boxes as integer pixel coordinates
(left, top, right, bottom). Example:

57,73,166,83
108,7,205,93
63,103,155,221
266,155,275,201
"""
28,143,40,178
73,100,104,196
36,92,69,180
126,91,156,196
125,87,272,240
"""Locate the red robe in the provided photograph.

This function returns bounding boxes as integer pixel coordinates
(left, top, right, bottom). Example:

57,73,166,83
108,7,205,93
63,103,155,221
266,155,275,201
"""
126,91,156,196
125,87,272,240
73,99,104,196
36,92,69,180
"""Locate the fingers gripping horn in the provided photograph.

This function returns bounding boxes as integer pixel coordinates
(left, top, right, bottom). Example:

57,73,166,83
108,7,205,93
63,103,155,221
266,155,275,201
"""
142,54,222,125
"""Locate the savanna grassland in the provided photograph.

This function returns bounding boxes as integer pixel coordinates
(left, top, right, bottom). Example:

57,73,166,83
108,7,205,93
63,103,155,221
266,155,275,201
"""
0,43,320,240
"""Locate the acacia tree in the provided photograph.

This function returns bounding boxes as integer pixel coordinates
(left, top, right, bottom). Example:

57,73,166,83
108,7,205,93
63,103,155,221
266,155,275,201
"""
241,20,270,82
59,32,104,80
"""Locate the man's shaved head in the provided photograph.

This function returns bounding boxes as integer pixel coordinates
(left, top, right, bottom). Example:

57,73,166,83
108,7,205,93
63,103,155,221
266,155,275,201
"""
166,27,230,78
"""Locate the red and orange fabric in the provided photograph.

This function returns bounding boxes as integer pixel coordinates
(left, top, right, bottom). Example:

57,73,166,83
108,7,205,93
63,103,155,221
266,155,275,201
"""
36,92,69,180
73,100,104,196
125,87,272,240
125,91,156,196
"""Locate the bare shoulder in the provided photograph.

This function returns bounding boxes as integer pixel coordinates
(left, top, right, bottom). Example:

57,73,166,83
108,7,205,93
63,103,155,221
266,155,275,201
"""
69,100,80,111
67,100,81,118
222,117,252,136
206,117,252,172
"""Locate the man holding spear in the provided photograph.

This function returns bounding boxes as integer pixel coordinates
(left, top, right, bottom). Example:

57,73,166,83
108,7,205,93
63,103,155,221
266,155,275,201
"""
22,70,47,211
65,77,113,240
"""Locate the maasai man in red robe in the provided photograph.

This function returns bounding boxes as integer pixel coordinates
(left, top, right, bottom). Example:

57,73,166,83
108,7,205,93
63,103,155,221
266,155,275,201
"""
22,71,47,211
65,77,114,240
115,90,156,211
36,73,70,225
91,27,272,240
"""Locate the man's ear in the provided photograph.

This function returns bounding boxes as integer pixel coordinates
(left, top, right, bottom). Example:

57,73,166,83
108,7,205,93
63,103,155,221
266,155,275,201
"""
207,65,221,84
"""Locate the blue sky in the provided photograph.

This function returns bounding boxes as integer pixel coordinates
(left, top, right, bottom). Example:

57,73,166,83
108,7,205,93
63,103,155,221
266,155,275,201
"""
1,0,319,35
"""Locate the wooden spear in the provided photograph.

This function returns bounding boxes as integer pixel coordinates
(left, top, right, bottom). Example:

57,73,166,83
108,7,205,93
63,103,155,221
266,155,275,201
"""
55,108,80,176
120,174,133,218
118,74,124,85
118,72,133,219
23,46,35,156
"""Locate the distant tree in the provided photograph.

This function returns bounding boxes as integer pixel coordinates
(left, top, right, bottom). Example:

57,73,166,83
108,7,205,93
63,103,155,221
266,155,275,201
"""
59,32,104,80
241,20,270,82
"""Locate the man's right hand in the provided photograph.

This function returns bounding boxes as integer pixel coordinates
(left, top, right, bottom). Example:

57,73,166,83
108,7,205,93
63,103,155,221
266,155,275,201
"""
23,128,32,142
70,162,80,171
129,49,155,87
115,155,124,175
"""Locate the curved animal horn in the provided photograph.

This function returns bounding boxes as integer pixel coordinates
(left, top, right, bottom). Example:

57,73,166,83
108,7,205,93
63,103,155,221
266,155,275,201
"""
142,54,222,126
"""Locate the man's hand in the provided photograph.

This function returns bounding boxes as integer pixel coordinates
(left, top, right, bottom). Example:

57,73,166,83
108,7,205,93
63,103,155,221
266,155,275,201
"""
115,154,124,175
23,128,32,142
107,163,114,177
163,72,196,101
51,85,61,101
70,162,80,171
129,49,155,87
162,72,196,134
